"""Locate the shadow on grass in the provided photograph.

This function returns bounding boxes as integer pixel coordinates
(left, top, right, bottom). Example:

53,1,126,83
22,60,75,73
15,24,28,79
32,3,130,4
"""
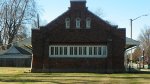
0,79,42,82
0,68,150,83
0,72,107,78
110,76,150,79
0,78,100,84
0,76,149,84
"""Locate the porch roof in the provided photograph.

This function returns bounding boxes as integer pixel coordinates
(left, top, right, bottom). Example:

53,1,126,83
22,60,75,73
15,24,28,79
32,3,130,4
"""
126,37,140,49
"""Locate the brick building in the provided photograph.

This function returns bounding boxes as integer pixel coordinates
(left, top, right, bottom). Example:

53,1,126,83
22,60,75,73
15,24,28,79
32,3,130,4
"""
31,0,126,73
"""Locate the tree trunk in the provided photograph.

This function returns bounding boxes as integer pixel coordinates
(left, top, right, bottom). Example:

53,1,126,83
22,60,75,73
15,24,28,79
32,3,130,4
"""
8,37,14,44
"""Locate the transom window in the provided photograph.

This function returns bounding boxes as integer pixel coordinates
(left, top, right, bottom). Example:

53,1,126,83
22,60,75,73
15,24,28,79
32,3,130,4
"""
76,18,81,28
49,45,107,58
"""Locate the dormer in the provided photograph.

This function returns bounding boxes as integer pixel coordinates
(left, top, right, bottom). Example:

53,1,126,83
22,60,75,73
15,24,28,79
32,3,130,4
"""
70,0,87,10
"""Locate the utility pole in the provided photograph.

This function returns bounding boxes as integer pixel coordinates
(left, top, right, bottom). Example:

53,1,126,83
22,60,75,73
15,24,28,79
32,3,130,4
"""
143,49,144,68
129,14,148,71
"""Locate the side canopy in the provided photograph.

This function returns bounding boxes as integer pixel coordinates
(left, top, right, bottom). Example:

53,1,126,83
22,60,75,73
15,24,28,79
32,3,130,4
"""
125,37,140,49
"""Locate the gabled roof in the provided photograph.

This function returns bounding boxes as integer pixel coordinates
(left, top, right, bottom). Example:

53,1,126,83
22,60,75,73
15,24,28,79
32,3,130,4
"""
45,11,113,31
44,0,113,31
2,45,31,55
41,4,120,43
15,37,32,54
45,10,69,30
0,37,32,58
14,46,31,55
0,45,31,58
5,46,20,54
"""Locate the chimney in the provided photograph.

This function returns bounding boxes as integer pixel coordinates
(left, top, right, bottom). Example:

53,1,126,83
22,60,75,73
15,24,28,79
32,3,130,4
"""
70,0,86,10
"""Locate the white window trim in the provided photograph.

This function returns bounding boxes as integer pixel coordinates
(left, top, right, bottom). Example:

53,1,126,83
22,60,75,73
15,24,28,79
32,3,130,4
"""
49,45,107,58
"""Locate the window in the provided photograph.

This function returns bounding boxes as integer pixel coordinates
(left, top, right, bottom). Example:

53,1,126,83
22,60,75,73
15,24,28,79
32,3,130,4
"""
64,47,67,55
65,18,70,29
50,47,54,55
55,47,58,55
94,47,97,55
70,47,73,55
59,47,63,55
76,18,81,28
98,47,102,55
102,46,107,55
74,47,78,55
49,45,107,58
86,18,91,29
79,47,82,55
83,47,87,55
89,47,92,55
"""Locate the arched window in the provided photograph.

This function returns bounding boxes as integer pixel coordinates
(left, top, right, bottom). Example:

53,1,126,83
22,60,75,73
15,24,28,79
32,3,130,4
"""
65,18,70,29
76,18,81,28
86,18,91,29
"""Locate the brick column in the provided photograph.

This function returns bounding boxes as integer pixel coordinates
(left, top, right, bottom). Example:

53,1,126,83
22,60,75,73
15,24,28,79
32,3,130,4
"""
106,38,113,73
31,29,44,72
42,39,50,72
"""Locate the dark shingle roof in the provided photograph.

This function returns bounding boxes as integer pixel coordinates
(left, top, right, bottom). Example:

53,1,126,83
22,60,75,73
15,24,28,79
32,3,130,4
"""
15,46,31,55
0,38,32,55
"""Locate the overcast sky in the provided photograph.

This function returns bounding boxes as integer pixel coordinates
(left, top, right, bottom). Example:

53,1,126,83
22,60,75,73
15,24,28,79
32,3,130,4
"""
37,0,150,40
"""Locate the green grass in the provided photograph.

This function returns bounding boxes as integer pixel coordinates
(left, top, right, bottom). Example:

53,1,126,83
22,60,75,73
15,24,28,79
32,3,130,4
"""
0,67,150,84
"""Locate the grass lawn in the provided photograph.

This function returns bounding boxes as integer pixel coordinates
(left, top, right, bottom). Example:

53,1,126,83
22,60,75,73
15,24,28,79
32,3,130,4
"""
0,67,150,84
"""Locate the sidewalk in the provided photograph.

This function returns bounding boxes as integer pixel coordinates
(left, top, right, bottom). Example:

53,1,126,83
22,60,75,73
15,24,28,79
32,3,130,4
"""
140,69,150,72
133,63,150,72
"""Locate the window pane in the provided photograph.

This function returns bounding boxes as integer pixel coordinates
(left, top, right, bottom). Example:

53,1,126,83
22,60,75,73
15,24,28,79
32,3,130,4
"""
83,47,87,55
79,47,82,55
70,47,73,55
89,47,92,55
64,47,67,55
51,47,54,55
49,45,107,57
55,47,58,55
94,47,97,55
76,18,80,28
65,18,70,28
59,47,63,55
98,47,102,55
66,22,70,28
103,46,107,55
87,21,90,28
74,47,77,55
86,18,91,29
77,22,80,27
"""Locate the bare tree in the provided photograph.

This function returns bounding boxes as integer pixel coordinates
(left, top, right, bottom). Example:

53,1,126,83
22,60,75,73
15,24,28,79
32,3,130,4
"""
0,0,38,44
132,47,142,63
138,26,150,68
